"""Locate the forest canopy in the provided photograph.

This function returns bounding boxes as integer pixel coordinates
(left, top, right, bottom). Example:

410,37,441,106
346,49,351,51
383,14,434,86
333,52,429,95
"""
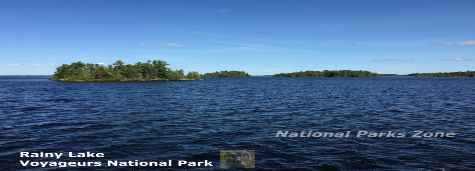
273,70,378,77
203,71,250,78
51,60,201,81
408,71,475,77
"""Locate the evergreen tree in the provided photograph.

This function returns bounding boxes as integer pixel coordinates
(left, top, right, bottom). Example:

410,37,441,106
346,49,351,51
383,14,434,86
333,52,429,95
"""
273,70,378,77
51,59,202,82
186,71,201,80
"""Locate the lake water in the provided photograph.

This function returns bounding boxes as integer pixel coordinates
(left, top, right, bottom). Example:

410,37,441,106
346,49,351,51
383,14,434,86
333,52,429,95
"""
1,76,474,170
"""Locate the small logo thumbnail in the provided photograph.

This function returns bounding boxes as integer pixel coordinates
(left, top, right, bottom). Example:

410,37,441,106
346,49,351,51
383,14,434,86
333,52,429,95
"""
220,150,255,169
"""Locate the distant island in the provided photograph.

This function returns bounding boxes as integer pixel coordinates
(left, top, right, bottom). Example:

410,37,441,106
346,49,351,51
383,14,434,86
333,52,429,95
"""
408,71,475,77
51,60,201,82
203,71,250,78
51,60,474,82
51,60,253,82
273,70,378,77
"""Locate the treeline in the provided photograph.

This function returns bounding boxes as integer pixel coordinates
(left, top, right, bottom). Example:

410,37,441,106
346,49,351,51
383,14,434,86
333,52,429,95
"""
273,70,378,77
51,60,201,81
203,71,250,78
409,71,475,77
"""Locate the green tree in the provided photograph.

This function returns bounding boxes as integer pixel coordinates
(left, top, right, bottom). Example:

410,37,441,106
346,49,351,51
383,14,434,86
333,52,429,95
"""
152,60,169,79
94,65,113,80
274,70,378,77
186,71,201,80
51,59,202,82
167,69,185,80
203,71,250,78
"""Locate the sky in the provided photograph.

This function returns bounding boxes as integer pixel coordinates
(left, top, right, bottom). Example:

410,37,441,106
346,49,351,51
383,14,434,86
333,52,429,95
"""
0,0,474,75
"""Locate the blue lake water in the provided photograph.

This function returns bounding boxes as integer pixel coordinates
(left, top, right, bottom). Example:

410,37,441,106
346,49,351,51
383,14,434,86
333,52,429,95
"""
0,76,474,170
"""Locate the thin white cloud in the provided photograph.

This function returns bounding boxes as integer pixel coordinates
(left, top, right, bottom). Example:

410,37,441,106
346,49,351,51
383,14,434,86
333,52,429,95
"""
438,40,475,46
440,57,473,62
462,40,475,46
164,42,184,48
371,58,413,63
7,64,22,67
6,63,43,67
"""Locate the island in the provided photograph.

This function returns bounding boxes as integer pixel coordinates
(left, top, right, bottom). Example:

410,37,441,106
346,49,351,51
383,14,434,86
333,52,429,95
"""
203,71,250,78
50,60,201,82
273,70,378,77
408,71,475,77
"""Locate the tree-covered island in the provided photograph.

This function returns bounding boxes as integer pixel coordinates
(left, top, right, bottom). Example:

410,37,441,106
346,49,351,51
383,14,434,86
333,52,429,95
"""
273,70,378,77
203,71,250,78
408,71,475,77
51,60,201,82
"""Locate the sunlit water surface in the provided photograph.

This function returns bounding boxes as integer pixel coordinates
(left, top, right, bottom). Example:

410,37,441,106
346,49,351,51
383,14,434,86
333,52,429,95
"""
1,76,474,170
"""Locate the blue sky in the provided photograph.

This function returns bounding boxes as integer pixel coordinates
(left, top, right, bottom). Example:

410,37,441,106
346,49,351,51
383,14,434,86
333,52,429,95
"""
1,0,474,75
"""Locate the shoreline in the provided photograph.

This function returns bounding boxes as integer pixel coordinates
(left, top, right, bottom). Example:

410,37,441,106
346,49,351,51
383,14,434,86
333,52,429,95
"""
50,78,201,83
48,76,475,83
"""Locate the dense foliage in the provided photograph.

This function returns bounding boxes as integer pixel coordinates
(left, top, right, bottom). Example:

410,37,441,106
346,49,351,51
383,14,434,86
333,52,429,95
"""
409,71,475,77
273,70,378,77
51,60,201,81
203,71,250,78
